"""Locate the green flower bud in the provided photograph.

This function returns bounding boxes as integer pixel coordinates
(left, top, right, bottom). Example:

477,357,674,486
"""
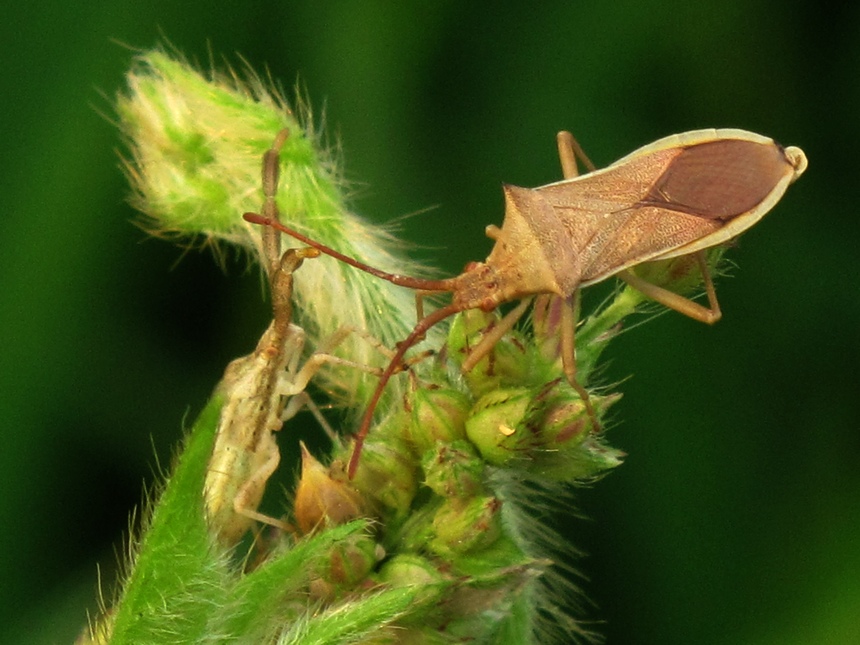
375,554,450,630
407,387,471,455
421,441,486,500
350,435,418,519
534,434,626,481
527,387,622,480
310,534,382,600
538,388,620,446
445,308,498,364
376,553,447,590
433,560,546,643
396,500,442,554
464,388,534,466
539,395,591,446
430,496,502,558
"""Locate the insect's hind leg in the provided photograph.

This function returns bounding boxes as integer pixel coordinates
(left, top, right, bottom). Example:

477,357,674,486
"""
616,251,722,324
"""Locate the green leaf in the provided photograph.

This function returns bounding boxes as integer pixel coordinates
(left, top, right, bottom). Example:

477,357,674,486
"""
109,394,228,644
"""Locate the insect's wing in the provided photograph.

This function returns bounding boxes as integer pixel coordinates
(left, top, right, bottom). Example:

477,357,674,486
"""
538,129,807,286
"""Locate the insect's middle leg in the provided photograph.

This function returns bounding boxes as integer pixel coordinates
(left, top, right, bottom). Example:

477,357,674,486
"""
559,293,600,430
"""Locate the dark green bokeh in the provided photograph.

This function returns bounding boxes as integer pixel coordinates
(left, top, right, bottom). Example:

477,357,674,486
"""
1,2,856,643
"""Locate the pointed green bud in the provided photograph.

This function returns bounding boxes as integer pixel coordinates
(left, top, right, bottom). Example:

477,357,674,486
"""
445,532,533,578
445,308,498,362
442,559,540,625
528,393,625,480
396,498,443,554
538,389,620,447
430,495,502,558
375,554,450,631
293,443,367,534
421,441,486,500
539,395,591,446
537,435,626,481
464,388,534,466
406,386,471,455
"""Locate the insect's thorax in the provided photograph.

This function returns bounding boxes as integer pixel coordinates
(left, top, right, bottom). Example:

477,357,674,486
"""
478,184,583,301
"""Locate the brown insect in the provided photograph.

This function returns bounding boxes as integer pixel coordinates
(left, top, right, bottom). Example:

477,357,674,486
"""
206,130,379,544
245,128,807,477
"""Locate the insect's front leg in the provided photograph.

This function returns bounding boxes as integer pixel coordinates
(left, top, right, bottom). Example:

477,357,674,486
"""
278,325,386,398
459,297,532,373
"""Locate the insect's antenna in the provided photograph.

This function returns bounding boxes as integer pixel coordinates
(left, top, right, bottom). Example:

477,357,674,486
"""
347,302,463,478
244,213,457,293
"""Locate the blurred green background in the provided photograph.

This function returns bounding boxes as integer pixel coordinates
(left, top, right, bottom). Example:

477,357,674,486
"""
1,2,857,643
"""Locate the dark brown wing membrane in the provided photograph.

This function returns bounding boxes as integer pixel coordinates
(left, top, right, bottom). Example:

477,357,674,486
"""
638,139,792,220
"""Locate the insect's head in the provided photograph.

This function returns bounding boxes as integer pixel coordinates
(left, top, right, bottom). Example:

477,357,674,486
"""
449,262,504,312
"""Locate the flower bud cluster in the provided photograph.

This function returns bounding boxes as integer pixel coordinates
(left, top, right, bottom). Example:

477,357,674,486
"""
270,250,724,636
315,300,630,636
